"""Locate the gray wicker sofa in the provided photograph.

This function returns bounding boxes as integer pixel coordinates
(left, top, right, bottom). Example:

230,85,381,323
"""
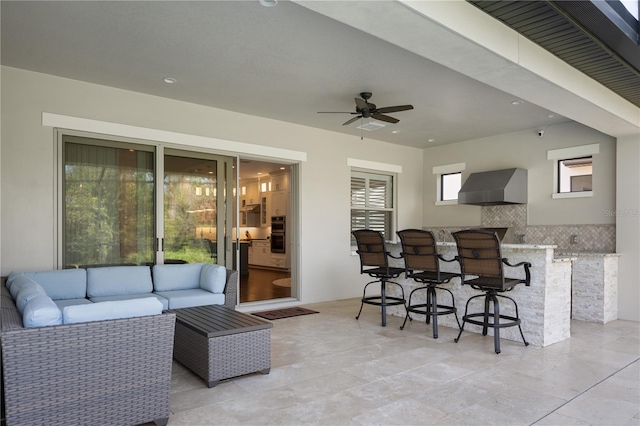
1,284,176,426
1,265,239,425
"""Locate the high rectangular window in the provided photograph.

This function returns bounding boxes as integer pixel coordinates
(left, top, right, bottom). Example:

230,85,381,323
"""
558,156,592,193
441,172,462,201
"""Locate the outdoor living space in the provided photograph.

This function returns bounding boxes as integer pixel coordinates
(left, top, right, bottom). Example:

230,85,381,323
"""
160,299,639,425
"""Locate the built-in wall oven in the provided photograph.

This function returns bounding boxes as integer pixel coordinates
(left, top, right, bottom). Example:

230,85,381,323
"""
271,216,285,253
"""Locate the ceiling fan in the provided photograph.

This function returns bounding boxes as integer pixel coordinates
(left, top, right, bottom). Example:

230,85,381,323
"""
318,92,414,126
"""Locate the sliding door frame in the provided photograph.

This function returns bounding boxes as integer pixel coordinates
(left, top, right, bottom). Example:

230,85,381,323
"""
56,129,239,270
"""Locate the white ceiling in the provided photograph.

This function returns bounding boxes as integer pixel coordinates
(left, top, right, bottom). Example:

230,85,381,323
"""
1,0,571,150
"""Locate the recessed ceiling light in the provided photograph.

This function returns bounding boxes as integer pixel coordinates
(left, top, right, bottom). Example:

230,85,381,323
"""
257,172,262,175
280,167,285,170
548,113,559,118
427,138,435,142
511,100,524,105
258,0,278,6
391,130,400,134
163,77,177,84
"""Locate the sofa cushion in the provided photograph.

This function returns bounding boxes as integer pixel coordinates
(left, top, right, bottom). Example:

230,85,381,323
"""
8,275,38,300
87,266,153,297
154,289,225,309
152,263,203,291
23,295,63,328
16,281,47,314
200,264,227,294
54,298,93,310
11,269,88,300
90,293,169,311
6,271,27,290
63,297,163,324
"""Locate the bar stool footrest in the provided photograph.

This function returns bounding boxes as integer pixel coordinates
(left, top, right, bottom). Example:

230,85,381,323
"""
463,312,521,329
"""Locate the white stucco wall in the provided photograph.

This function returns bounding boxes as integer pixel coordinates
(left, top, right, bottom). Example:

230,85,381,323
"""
422,121,617,227
0,66,424,305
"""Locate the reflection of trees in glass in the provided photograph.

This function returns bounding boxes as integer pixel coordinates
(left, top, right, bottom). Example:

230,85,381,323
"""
164,172,216,254
64,143,154,267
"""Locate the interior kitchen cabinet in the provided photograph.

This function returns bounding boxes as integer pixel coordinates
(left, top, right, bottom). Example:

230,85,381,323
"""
260,193,270,227
270,173,289,191
271,190,288,216
248,240,271,266
241,179,260,205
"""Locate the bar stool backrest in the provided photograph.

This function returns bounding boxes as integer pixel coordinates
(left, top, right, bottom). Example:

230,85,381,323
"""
352,229,389,272
453,229,504,286
397,229,439,273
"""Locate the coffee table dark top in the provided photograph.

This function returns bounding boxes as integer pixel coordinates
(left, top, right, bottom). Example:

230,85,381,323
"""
169,305,272,338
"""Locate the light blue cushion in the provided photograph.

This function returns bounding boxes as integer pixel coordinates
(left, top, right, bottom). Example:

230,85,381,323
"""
90,293,169,310
23,295,63,328
54,298,93,310
16,281,47,314
9,276,38,300
200,264,227,294
152,263,203,291
6,271,27,290
87,266,153,297
26,269,87,300
63,297,163,324
154,289,225,309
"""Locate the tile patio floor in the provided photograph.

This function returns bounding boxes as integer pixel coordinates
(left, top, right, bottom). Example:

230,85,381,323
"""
160,298,639,425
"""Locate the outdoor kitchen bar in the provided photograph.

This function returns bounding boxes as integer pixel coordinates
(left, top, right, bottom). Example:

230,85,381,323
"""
386,241,573,348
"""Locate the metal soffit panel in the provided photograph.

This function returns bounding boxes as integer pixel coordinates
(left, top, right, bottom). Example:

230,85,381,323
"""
467,1,640,108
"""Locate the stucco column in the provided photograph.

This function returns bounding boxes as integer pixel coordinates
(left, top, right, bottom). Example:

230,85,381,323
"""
616,136,640,322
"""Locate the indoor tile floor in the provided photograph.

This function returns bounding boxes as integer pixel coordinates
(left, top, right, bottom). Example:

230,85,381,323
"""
162,298,640,425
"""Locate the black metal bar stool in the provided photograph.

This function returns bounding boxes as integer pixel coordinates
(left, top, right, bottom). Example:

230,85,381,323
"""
397,229,460,338
352,229,407,327
452,229,531,354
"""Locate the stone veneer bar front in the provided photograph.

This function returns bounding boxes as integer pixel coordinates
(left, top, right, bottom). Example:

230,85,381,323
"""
385,243,572,348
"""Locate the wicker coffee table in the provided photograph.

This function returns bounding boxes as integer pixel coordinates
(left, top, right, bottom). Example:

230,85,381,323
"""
169,305,273,387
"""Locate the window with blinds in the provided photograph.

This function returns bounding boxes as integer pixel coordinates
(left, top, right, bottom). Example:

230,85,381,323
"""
350,171,394,241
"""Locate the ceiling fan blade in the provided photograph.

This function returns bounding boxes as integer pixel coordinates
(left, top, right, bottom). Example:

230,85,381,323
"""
376,105,414,114
317,111,357,114
354,97,369,111
343,116,362,126
371,113,399,124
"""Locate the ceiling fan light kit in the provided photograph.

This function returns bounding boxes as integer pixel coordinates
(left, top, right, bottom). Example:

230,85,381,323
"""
356,122,386,131
318,92,414,127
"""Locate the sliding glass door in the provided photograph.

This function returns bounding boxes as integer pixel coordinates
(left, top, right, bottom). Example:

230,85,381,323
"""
162,150,233,267
60,135,235,269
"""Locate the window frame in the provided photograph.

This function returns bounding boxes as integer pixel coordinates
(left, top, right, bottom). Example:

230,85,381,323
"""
557,156,593,194
350,169,396,244
433,162,466,205
548,144,598,199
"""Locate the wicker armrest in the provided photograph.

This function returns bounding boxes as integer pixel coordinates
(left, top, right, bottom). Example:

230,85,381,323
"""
223,268,239,309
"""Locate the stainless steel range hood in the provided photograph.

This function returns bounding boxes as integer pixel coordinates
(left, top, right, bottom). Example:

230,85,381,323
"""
241,204,261,212
458,168,527,206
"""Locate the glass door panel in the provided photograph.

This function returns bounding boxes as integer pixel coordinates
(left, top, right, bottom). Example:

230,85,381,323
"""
63,138,155,268
162,150,235,268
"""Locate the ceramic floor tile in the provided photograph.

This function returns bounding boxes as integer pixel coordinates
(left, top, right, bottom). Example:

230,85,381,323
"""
157,298,640,426
351,397,448,425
